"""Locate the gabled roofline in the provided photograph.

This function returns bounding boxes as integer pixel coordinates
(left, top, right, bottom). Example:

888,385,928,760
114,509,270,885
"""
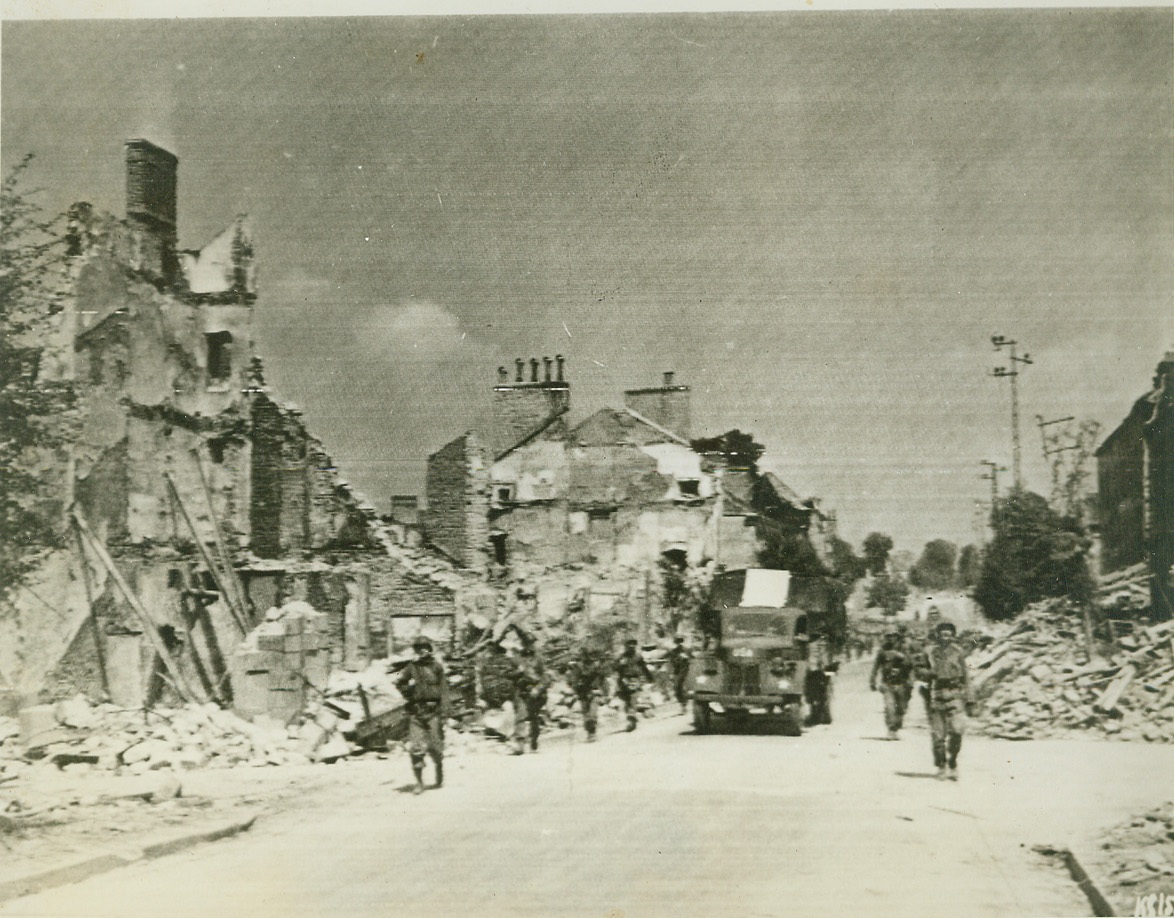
621,406,691,447
493,408,569,462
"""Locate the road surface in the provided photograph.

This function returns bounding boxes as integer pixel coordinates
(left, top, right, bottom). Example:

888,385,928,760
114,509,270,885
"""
7,660,1173,918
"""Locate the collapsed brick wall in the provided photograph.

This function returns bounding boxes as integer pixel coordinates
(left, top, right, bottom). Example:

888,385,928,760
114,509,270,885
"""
374,570,457,653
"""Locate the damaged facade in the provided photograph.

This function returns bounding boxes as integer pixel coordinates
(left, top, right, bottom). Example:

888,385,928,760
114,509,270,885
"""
1096,351,1174,620
426,366,719,577
424,365,834,632
1,140,471,717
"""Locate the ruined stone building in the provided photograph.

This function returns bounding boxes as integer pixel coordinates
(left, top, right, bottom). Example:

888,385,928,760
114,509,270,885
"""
423,363,833,632
1096,350,1174,620
425,366,720,575
1,141,473,714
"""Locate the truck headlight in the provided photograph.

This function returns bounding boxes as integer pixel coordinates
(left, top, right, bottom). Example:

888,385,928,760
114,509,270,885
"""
776,679,792,691
695,675,709,686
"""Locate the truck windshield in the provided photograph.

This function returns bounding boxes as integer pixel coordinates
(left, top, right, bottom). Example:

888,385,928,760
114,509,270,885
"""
724,612,791,639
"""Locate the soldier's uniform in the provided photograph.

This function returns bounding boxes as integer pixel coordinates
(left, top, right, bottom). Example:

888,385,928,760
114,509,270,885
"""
508,646,549,754
924,621,972,781
614,639,653,732
912,607,943,721
568,648,608,741
395,636,449,795
870,633,911,739
804,637,835,726
666,637,692,714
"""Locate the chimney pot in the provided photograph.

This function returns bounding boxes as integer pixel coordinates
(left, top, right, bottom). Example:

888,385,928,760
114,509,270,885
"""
543,356,553,382
530,357,539,382
498,366,508,384
515,358,524,383
663,371,675,387
556,354,565,382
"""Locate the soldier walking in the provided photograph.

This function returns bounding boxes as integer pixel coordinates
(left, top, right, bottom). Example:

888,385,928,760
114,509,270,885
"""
507,643,549,754
395,636,449,795
568,645,608,742
666,636,692,715
870,632,912,740
614,637,653,732
923,620,972,781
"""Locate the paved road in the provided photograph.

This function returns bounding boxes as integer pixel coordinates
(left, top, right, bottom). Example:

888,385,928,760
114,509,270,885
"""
7,661,1174,918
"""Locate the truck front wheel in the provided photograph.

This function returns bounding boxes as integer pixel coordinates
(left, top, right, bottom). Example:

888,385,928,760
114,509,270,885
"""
692,700,712,734
781,703,803,736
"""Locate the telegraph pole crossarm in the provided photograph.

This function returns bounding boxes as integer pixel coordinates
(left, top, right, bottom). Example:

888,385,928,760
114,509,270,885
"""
990,335,1033,489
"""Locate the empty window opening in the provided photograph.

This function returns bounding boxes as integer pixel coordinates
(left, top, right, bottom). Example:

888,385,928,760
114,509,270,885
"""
496,486,514,504
490,532,508,566
208,438,227,464
678,479,700,497
205,331,233,384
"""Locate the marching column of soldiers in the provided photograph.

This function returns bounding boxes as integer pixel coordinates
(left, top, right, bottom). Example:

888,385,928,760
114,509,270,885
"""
394,631,679,792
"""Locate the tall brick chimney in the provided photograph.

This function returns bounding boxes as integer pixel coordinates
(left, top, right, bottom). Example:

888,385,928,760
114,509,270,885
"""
491,355,570,456
125,139,178,283
624,371,691,440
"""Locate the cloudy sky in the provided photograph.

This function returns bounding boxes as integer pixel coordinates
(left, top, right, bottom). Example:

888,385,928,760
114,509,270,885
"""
3,8,1171,553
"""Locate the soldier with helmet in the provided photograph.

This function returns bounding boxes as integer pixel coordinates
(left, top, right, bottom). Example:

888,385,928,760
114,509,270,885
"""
506,641,549,755
666,636,692,715
567,644,609,742
923,620,973,781
614,637,653,732
395,635,450,795
869,631,912,740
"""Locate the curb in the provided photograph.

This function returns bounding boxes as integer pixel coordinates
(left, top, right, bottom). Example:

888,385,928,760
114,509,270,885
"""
1055,845,1119,917
0,813,258,906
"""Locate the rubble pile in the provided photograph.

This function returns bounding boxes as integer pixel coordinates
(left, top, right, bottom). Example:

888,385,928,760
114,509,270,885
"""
971,599,1174,742
4,695,359,775
1094,801,1174,908
1097,562,1152,616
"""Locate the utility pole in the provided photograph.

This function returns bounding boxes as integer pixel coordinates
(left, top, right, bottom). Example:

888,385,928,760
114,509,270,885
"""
980,459,1007,533
990,335,1033,489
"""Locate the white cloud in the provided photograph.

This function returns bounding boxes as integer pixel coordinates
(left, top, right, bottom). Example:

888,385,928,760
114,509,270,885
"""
357,301,467,359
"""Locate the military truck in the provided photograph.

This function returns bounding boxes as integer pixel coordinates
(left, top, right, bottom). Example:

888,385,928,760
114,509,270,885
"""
689,568,833,735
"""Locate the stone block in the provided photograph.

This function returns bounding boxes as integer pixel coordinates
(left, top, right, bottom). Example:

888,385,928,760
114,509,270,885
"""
19,705,58,747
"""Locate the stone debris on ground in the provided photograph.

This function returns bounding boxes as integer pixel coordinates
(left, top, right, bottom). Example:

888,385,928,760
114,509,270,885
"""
970,597,1174,743
1091,800,1174,913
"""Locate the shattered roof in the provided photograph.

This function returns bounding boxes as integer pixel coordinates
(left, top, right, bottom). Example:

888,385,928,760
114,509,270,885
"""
493,412,569,460
571,407,688,448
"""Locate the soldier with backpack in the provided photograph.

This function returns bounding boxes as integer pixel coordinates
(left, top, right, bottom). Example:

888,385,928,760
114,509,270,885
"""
507,642,549,754
615,638,653,732
568,645,609,742
395,636,449,795
870,632,912,740
923,620,972,781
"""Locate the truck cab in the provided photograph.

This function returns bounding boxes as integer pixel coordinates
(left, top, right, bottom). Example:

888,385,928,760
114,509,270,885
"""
689,568,822,735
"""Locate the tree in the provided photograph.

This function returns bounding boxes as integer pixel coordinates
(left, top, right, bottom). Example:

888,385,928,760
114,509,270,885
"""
690,429,765,475
866,573,909,617
757,520,825,577
1,154,75,596
909,539,958,591
828,536,866,585
862,532,894,576
973,488,1093,621
957,543,982,589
